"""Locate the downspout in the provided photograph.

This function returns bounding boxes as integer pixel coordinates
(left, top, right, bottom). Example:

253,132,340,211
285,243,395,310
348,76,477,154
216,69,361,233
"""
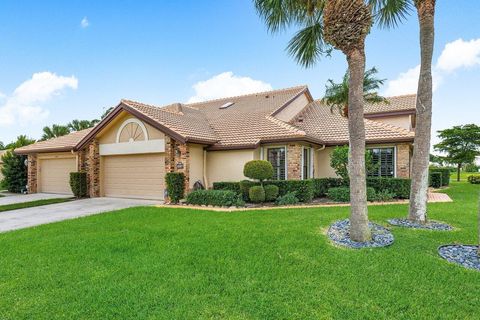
203,149,208,189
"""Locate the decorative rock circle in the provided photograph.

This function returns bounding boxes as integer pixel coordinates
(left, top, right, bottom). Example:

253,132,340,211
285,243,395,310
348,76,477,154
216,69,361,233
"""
438,245,480,271
387,218,453,231
327,219,394,249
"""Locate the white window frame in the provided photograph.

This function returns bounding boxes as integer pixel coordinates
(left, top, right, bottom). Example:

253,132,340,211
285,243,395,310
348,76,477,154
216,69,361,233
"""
301,146,314,180
262,145,288,180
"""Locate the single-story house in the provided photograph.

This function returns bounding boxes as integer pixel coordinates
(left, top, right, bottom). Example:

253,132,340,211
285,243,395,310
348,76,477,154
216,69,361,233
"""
16,85,415,200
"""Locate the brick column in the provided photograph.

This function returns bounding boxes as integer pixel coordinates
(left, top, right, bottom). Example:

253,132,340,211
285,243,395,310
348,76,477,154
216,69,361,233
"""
27,154,37,193
164,136,190,194
287,143,302,180
396,143,411,178
87,140,100,197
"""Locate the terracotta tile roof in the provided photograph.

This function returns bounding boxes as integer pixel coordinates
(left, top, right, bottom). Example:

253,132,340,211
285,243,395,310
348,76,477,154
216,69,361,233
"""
15,128,93,154
364,94,416,115
293,100,414,145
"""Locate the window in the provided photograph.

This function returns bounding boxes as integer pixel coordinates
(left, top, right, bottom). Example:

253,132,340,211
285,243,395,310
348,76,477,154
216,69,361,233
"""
368,147,395,178
267,147,286,180
302,147,312,179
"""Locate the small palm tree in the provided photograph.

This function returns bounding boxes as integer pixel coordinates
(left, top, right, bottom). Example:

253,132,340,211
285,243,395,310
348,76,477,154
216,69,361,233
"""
41,124,70,141
67,119,99,131
323,67,387,117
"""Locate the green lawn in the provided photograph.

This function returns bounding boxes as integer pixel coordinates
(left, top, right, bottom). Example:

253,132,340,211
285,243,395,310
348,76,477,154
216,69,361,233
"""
0,182,479,319
0,198,72,212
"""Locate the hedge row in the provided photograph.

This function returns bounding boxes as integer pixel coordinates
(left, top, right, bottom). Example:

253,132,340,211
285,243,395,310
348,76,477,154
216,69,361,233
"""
186,190,241,207
429,167,450,186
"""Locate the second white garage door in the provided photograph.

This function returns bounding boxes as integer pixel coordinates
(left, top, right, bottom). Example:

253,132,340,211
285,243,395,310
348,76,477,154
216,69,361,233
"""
103,153,165,200
39,157,77,195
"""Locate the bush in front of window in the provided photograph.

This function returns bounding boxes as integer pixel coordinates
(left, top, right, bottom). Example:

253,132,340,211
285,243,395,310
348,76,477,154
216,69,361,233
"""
327,187,376,202
366,177,411,199
243,160,274,183
276,191,299,205
429,172,443,188
69,172,88,198
330,146,378,180
249,185,266,203
186,189,241,207
429,167,450,186
467,175,480,184
267,180,314,202
165,172,185,204
264,184,279,201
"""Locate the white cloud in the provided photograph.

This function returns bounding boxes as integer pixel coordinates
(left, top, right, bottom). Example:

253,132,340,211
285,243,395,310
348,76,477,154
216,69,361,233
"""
384,38,480,96
188,71,273,103
80,17,89,28
0,72,78,126
437,38,480,72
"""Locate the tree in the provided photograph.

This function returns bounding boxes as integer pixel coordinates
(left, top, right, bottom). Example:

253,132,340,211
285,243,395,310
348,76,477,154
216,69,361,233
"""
429,153,446,167
433,124,480,182
67,119,99,131
330,146,378,180
1,136,35,193
41,124,70,141
322,67,387,117
243,160,274,184
0,141,4,150
255,0,407,242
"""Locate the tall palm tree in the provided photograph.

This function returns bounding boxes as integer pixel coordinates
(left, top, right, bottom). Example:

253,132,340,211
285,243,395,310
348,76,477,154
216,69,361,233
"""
255,0,393,241
373,0,435,223
41,124,70,141
67,119,99,132
323,67,387,117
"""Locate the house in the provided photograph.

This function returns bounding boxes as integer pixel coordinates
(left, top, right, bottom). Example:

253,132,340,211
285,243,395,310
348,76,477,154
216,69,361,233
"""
15,86,415,200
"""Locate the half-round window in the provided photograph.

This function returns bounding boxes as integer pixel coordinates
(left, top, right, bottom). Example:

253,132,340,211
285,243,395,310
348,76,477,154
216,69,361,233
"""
116,118,149,143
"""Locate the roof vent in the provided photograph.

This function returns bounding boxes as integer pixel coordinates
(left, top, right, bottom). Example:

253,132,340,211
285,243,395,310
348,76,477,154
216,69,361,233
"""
297,116,304,123
219,102,234,109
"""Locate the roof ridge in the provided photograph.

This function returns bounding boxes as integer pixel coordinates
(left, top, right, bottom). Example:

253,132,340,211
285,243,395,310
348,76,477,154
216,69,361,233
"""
185,85,308,106
385,93,416,99
265,115,306,136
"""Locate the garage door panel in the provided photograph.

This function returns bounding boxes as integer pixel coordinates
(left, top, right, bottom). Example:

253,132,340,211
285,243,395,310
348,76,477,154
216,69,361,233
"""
103,154,164,200
39,157,76,195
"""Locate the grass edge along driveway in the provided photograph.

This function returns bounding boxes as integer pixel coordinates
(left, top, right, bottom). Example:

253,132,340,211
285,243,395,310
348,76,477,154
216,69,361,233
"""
0,198,73,212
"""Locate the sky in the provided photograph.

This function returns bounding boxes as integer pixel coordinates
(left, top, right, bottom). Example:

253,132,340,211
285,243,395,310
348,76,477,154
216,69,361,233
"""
0,1,479,145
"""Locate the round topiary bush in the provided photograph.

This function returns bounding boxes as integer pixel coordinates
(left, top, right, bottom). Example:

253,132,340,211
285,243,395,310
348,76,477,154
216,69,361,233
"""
249,185,266,203
243,160,274,182
264,184,279,202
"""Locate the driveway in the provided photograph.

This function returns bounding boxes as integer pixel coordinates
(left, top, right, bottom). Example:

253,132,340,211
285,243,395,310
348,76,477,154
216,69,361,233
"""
0,197,161,233
0,193,72,206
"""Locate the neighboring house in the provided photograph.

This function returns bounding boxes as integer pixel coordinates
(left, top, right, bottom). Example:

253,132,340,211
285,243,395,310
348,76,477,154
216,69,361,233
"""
0,150,7,182
15,86,415,200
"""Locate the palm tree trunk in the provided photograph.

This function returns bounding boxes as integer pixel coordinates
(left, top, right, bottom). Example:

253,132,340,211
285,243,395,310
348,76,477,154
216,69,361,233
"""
408,0,435,223
347,46,371,242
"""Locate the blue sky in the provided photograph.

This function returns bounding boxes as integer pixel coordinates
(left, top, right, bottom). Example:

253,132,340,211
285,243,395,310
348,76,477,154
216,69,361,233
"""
0,0,479,144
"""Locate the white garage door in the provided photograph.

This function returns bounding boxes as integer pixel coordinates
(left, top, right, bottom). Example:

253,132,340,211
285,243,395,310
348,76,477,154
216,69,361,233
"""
39,157,77,195
103,153,165,200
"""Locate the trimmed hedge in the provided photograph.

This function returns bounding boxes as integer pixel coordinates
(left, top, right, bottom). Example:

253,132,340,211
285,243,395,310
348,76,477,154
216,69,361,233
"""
327,187,377,202
430,172,442,188
267,180,314,202
312,178,347,197
243,160,274,181
429,167,450,186
212,182,241,194
276,192,299,205
366,177,410,199
186,190,239,207
468,175,480,184
69,172,88,198
165,172,185,204
264,184,279,201
249,186,266,203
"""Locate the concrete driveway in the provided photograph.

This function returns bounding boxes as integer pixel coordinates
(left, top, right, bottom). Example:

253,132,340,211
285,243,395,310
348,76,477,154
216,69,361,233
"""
0,197,161,233
0,193,72,205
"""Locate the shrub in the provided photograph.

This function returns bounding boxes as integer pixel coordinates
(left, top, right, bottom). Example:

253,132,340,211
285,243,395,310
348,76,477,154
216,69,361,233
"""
468,175,480,184
249,185,266,203
239,180,260,201
312,178,346,197
69,172,88,198
186,189,239,207
429,172,442,188
165,172,185,204
243,160,274,182
266,180,314,202
327,187,376,202
212,182,241,194
366,177,411,199
330,146,378,180
429,167,450,186
465,163,479,173
373,189,395,202
0,151,27,193
276,191,299,205
264,184,279,202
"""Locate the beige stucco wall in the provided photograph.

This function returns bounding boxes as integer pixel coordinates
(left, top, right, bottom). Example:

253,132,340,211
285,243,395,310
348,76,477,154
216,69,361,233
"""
188,144,205,188
369,115,412,131
97,111,165,144
206,149,256,187
315,147,338,178
274,93,310,122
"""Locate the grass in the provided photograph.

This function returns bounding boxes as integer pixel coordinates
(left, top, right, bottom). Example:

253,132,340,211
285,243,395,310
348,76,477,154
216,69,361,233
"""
0,197,72,212
0,182,479,319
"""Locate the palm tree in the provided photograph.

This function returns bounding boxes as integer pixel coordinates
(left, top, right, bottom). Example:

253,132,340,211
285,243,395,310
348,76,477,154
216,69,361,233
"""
6,135,36,149
255,0,389,241
67,119,99,131
41,124,70,141
323,67,387,117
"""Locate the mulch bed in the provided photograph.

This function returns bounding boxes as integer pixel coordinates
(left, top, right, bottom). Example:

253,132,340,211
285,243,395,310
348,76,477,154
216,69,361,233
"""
438,245,480,271
387,218,453,231
327,219,394,249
